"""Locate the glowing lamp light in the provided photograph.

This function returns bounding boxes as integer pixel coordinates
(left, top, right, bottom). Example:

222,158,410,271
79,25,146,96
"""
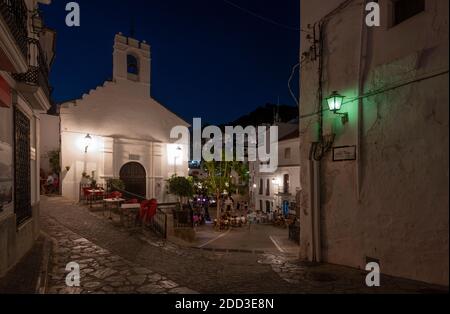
167,144,183,165
326,91,345,113
84,134,92,153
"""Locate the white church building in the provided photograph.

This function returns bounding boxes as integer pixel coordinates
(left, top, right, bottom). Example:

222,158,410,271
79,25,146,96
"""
59,33,189,202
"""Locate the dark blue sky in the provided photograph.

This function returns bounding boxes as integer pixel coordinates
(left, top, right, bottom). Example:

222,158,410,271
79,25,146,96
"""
42,0,300,124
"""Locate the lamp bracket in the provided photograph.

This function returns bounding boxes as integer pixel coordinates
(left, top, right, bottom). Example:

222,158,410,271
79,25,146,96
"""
332,111,349,124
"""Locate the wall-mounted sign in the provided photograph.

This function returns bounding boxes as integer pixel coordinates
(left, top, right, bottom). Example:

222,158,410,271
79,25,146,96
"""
333,146,357,161
0,76,11,108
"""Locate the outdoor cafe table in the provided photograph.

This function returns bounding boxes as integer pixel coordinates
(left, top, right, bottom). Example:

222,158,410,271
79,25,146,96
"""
103,198,125,219
87,189,105,208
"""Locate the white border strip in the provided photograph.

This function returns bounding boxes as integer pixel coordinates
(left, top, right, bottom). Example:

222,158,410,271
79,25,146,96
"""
198,229,231,248
269,236,286,253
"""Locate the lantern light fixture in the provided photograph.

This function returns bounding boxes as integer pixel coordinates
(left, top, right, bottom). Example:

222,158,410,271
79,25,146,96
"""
326,91,345,112
84,134,92,153
326,91,348,124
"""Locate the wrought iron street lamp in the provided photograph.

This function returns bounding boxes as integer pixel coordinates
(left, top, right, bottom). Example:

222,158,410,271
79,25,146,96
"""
326,91,345,112
83,134,92,153
326,91,348,124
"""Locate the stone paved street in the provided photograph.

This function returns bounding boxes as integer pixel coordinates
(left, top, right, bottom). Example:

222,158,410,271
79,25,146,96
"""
41,196,448,294
43,216,197,294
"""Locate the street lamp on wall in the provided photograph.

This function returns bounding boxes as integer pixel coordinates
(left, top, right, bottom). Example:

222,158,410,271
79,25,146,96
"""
326,91,348,124
83,134,92,153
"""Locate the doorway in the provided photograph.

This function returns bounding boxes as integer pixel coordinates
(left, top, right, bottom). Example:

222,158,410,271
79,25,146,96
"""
119,162,146,198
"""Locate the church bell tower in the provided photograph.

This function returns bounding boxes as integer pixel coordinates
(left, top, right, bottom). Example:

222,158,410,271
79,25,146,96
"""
112,32,151,96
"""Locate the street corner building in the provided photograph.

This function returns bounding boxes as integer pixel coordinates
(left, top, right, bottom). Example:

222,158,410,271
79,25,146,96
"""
0,0,55,276
56,33,190,202
298,0,449,286
249,122,301,217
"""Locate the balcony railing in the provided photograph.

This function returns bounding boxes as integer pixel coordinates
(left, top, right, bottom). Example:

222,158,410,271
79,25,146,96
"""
12,38,52,100
0,0,28,59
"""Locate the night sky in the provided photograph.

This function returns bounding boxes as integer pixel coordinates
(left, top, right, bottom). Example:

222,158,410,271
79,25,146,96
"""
42,0,300,125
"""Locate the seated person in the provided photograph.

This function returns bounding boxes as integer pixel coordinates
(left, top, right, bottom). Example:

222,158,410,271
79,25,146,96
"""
240,215,246,225
45,174,55,194
193,214,199,226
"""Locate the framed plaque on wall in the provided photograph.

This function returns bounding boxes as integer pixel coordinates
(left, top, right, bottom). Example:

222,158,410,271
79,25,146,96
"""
332,146,357,162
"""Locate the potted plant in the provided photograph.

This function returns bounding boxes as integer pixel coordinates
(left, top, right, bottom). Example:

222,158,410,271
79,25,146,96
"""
47,150,61,174
107,178,125,192
167,175,194,207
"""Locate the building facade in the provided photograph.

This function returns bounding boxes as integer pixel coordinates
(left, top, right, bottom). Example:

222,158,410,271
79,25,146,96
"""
59,33,189,202
298,0,448,285
39,112,59,174
0,0,55,276
249,123,300,215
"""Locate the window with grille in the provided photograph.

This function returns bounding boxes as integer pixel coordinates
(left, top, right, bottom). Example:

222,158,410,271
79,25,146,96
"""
14,107,31,225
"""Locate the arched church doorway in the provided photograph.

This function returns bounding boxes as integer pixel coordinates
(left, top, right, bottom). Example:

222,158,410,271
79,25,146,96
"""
119,162,146,198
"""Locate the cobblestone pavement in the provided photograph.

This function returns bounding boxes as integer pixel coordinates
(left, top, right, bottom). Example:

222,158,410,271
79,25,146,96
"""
41,197,448,294
43,216,197,294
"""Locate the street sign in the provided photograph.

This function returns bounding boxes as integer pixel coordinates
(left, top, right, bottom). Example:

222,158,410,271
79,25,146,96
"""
332,146,357,162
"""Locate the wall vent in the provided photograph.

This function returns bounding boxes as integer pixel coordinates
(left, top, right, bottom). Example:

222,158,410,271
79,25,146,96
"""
129,154,140,161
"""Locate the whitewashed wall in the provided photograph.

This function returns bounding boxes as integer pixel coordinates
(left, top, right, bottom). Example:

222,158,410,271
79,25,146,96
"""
299,0,449,285
39,114,59,174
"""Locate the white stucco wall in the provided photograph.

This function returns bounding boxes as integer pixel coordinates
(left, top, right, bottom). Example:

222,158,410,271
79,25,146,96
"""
61,131,188,202
39,113,60,174
299,0,449,286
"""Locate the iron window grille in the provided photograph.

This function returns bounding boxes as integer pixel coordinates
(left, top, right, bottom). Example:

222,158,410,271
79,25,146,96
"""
14,107,32,226
0,0,28,60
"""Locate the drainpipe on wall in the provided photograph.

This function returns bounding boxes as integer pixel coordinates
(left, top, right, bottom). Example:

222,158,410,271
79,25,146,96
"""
313,159,321,262
356,0,368,201
307,159,315,261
